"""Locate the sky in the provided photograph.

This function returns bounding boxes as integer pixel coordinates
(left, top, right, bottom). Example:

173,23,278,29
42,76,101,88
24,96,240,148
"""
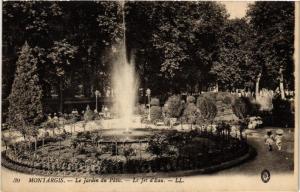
221,1,252,19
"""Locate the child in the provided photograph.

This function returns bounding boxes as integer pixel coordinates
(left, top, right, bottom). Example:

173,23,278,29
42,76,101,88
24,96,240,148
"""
264,130,275,151
275,129,284,151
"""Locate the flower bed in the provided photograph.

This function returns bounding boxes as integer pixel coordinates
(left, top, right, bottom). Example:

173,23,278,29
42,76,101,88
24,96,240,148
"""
2,128,254,176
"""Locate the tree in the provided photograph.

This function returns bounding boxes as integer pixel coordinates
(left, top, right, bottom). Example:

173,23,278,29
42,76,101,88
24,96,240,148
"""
211,18,258,91
47,39,78,112
150,2,228,93
246,2,295,93
7,42,44,137
2,1,63,100
2,1,123,107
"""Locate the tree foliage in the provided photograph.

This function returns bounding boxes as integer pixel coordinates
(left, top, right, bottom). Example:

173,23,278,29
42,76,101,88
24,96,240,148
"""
246,2,295,90
8,42,44,131
47,39,78,77
150,2,228,91
2,1,295,118
211,19,258,91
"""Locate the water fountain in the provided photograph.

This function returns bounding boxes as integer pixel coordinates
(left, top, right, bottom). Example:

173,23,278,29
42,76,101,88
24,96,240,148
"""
110,1,138,134
111,45,137,132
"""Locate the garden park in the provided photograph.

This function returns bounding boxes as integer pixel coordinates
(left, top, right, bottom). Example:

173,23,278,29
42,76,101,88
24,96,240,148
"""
1,1,295,176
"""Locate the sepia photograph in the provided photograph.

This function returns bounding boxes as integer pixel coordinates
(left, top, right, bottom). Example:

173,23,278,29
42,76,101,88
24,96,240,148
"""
1,1,299,192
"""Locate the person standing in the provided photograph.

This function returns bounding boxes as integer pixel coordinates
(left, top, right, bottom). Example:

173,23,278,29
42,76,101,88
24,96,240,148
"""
264,130,275,151
275,129,284,151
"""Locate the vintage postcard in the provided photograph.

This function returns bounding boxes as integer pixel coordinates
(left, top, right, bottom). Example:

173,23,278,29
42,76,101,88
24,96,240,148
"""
1,1,299,192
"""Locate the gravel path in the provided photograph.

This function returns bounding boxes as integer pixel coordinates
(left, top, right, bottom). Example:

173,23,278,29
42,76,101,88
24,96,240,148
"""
216,127,294,175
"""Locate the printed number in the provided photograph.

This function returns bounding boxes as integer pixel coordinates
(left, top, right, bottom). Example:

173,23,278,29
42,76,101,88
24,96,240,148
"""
13,178,20,183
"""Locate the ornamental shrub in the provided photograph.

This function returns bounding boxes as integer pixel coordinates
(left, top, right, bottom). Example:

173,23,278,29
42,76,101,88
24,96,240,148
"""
232,97,251,119
196,97,217,123
84,105,94,121
150,106,162,123
183,103,198,124
164,95,184,118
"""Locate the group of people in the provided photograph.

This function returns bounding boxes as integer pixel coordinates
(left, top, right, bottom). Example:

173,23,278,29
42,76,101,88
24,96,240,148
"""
264,129,284,151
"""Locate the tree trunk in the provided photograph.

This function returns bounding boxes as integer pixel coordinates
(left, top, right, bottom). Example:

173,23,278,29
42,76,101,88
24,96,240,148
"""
279,67,285,100
199,82,203,94
35,138,37,151
142,76,147,106
255,72,262,100
59,77,64,113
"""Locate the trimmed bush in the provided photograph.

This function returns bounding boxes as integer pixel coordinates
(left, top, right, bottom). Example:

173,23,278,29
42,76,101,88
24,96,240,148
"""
164,95,184,118
232,97,251,119
150,106,162,123
183,103,198,124
198,92,237,121
196,97,217,123
84,105,94,121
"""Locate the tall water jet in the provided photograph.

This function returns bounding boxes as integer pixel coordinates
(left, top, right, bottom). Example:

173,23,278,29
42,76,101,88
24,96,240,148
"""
111,1,138,132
